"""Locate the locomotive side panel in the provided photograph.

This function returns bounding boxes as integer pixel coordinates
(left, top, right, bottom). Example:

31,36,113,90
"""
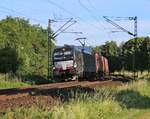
74,51,84,78
82,52,96,78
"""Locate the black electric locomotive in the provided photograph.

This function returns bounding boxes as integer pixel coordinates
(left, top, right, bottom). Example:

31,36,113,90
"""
52,45,96,81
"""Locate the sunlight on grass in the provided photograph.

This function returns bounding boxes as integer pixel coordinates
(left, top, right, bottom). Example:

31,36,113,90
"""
0,74,30,89
0,80,30,89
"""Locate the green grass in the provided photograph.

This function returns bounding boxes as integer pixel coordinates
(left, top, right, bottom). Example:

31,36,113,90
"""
114,70,150,80
1,79,150,119
0,74,30,89
0,80,30,89
0,73,53,89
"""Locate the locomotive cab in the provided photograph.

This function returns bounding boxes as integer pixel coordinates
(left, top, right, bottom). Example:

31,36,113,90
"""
53,45,76,81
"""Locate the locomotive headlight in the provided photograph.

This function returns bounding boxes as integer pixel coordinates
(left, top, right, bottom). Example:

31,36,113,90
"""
74,63,77,68
53,67,55,70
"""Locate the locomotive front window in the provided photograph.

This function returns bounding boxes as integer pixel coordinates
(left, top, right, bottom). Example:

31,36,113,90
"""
53,49,73,61
64,51,72,55
54,52,63,56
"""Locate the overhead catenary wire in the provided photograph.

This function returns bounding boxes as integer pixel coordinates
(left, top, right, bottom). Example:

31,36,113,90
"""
46,0,105,31
53,20,77,38
0,8,12,15
84,0,133,40
103,16,135,36
78,0,106,30
86,0,98,12
46,0,115,47
53,18,74,35
83,0,110,31
103,16,135,21
78,0,116,43
74,29,93,47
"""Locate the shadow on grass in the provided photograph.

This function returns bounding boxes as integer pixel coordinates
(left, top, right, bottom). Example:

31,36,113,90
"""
138,76,150,80
21,75,52,85
0,86,95,102
33,86,95,102
112,74,134,82
115,90,150,109
145,77,150,82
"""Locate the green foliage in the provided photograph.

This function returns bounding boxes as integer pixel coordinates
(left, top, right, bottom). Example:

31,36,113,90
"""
0,47,20,73
139,37,150,71
0,74,30,89
97,37,150,73
101,41,119,57
0,74,52,88
0,16,55,77
0,79,30,89
93,46,101,54
108,56,123,72
123,37,150,72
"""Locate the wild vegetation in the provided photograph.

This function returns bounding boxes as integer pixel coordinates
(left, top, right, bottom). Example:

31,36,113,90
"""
0,16,55,76
94,38,150,74
0,79,30,89
0,16,55,86
1,79,150,119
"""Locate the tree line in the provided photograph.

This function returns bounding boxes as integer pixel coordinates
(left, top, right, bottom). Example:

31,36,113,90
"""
0,16,55,78
93,37,150,74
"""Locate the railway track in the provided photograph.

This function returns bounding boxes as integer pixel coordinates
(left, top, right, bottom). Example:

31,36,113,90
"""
0,80,116,100
0,77,128,110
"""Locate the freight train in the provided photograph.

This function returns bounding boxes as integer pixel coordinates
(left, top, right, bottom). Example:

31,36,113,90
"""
52,45,109,81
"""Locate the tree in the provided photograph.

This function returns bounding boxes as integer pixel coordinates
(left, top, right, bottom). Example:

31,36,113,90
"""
93,46,101,54
0,16,55,77
0,47,21,74
139,37,150,73
122,37,145,72
104,41,119,57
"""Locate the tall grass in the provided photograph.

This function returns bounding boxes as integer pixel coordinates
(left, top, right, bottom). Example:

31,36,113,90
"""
0,80,30,89
114,70,150,80
0,73,52,89
0,74,30,89
1,80,150,119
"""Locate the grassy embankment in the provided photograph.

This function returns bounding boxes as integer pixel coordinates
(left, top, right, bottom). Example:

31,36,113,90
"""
0,74,30,89
1,78,150,119
114,70,150,79
0,74,52,89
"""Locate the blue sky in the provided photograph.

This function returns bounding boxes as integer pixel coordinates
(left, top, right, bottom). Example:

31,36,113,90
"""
0,0,150,46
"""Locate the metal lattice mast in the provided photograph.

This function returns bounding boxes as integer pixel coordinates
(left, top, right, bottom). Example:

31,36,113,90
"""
103,16,138,79
133,16,138,79
48,19,52,79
